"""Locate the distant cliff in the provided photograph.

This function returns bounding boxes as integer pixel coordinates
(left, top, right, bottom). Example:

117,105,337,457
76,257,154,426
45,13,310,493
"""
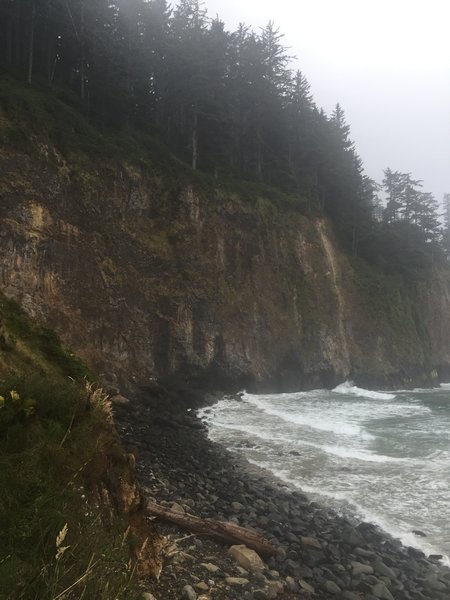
1,98,449,393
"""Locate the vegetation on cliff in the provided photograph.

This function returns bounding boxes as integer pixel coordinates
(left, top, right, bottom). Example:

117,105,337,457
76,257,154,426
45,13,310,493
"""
0,72,447,388
0,3,448,597
0,295,147,600
0,2,448,392
0,0,447,265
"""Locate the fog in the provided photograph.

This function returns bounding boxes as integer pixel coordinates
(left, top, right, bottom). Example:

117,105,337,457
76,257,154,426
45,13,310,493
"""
205,0,450,203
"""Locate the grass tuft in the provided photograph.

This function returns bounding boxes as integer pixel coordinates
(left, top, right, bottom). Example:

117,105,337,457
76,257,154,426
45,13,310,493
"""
0,295,142,599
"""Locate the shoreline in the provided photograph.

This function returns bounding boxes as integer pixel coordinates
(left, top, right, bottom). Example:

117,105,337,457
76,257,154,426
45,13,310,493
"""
115,387,450,599
199,393,450,567
202,388,450,566
236,453,450,570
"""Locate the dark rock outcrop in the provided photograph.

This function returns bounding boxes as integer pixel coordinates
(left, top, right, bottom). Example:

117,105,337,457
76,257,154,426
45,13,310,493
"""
1,141,449,392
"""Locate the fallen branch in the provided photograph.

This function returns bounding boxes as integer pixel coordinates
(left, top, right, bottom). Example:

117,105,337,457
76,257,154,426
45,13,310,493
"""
145,501,277,557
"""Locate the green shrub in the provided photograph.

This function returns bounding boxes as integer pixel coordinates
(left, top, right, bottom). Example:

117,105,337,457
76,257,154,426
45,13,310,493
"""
0,296,140,599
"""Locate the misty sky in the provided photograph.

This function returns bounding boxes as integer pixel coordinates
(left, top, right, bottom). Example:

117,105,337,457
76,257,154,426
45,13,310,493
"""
205,0,449,204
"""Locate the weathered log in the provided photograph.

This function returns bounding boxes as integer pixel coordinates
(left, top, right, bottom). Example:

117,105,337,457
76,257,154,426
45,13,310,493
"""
145,500,277,557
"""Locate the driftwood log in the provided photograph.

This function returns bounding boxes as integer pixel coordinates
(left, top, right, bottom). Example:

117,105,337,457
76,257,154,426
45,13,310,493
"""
145,500,277,557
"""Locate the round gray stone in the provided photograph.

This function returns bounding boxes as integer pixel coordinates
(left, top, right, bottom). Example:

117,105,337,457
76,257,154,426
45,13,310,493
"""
182,585,197,600
324,580,341,594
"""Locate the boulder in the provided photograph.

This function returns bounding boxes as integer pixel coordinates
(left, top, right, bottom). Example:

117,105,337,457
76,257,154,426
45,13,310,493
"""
424,575,447,592
170,502,185,514
301,536,322,549
372,560,395,579
111,394,131,406
253,591,269,600
225,577,250,586
351,561,374,576
267,580,284,596
324,580,341,594
200,562,220,573
229,544,265,572
194,582,209,592
182,585,197,600
371,582,394,600
299,579,315,594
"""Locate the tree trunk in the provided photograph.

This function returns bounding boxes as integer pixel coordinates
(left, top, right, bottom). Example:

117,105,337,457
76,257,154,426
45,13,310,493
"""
192,112,198,170
28,0,36,85
145,500,277,557
166,116,171,143
352,226,358,257
6,17,13,66
256,135,262,182
80,0,85,100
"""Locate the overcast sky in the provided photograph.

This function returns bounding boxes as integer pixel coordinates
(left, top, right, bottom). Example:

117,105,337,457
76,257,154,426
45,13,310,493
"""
204,0,449,203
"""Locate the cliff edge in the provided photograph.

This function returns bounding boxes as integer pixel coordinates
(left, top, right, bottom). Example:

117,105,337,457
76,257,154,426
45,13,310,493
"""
1,84,449,392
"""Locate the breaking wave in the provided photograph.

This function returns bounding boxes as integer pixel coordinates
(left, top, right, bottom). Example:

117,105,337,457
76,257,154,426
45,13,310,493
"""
333,380,396,400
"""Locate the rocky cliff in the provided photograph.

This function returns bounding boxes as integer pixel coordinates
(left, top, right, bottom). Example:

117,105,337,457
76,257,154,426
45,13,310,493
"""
1,103,449,393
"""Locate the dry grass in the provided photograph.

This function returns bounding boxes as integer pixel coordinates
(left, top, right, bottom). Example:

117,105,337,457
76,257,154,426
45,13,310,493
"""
0,296,152,599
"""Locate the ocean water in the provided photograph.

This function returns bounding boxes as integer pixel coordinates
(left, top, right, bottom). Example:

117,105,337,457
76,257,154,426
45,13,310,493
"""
198,382,450,562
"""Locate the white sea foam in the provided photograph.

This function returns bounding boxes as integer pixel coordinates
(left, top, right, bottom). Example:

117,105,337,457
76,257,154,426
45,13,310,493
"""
285,438,409,464
242,390,324,402
211,422,404,464
201,386,450,560
317,443,407,463
243,393,373,438
333,381,396,400
207,421,289,444
246,458,450,567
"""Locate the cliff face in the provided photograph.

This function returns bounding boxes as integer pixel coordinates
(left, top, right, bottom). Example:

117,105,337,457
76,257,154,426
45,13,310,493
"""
1,137,449,392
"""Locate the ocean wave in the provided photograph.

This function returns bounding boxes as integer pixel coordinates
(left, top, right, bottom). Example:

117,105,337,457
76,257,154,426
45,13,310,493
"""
333,381,396,400
197,398,243,421
246,459,450,567
315,443,407,463
209,419,410,464
202,389,450,566
243,393,373,438
207,421,289,443
241,390,324,402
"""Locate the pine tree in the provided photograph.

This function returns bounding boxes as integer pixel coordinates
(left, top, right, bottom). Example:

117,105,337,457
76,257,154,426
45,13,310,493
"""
443,193,450,255
285,70,317,197
414,192,441,242
398,173,422,223
227,25,260,176
167,0,210,168
259,21,291,94
0,0,442,265
383,169,404,223
139,0,172,126
330,103,353,152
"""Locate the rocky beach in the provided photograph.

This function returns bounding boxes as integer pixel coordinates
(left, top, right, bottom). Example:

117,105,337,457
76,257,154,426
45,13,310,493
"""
114,388,450,600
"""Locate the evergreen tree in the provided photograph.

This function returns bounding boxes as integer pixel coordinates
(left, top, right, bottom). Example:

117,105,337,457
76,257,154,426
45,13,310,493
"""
443,193,450,255
382,168,442,246
383,169,405,223
139,0,172,127
414,192,441,242
321,103,369,242
227,24,261,177
330,103,353,152
167,0,210,168
0,0,444,263
285,70,318,197
199,17,232,175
